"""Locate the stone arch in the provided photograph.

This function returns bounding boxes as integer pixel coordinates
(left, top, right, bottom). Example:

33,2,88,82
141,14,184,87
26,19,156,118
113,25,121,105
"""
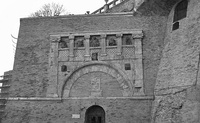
85,105,105,123
173,0,188,22
61,63,133,98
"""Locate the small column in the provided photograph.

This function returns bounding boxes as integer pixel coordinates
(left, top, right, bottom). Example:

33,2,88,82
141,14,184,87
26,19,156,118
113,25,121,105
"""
69,35,74,61
84,35,90,61
133,33,144,96
101,34,107,56
47,35,60,97
113,1,116,6
116,33,122,55
104,4,109,13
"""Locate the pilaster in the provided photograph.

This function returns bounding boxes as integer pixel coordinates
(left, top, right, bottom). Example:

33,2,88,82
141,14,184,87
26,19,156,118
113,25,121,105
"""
69,35,74,61
133,33,144,96
101,34,107,56
47,35,60,97
116,33,122,55
84,35,90,61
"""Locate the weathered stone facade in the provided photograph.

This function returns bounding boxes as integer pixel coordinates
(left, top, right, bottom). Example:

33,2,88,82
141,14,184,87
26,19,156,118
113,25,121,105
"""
151,0,200,122
1,0,200,123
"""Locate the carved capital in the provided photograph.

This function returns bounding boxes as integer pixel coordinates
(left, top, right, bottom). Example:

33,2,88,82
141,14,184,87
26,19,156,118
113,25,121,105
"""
132,33,143,39
84,35,90,40
50,36,60,42
101,34,107,39
69,35,74,40
116,33,123,38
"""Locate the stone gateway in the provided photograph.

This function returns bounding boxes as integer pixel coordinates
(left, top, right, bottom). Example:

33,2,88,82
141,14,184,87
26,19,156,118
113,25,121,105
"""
0,0,200,123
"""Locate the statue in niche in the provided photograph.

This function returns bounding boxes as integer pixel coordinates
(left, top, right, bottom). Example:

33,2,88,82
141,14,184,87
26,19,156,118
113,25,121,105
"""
90,36,100,47
74,36,84,48
59,37,69,48
91,77,101,91
107,35,117,46
122,34,132,45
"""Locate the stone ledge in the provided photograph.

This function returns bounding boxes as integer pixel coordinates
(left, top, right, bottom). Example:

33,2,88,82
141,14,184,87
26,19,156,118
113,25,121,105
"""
49,29,143,37
0,97,62,101
21,12,135,20
0,96,154,101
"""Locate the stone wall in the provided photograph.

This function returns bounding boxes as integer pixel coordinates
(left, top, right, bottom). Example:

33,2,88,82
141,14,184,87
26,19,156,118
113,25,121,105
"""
2,0,172,120
152,0,200,122
11,13,167,97
3,98,152,123
5,0,200,122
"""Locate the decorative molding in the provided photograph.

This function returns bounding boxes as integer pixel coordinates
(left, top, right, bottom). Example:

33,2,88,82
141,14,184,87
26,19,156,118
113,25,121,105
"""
84,35,90,39
132,33,144,39
0,96,154,101
62,62,133,98
116,33,123,38
50,29,143,37
50,36,60,42
100,34,107,39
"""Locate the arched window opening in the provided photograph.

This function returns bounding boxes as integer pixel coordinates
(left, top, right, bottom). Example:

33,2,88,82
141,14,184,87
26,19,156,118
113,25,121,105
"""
173,0,188,22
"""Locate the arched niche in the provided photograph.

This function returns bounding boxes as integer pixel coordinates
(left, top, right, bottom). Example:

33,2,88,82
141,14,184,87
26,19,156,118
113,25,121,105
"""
61,63,133,98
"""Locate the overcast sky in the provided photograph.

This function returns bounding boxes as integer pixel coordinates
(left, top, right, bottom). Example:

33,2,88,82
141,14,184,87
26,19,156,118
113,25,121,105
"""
0,0,105,76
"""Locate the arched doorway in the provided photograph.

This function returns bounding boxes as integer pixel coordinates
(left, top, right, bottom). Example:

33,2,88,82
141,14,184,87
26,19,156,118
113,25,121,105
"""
85,105,105,123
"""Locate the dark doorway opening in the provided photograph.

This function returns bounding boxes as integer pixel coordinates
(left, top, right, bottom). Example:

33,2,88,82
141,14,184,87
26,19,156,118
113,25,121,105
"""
85,105,105,123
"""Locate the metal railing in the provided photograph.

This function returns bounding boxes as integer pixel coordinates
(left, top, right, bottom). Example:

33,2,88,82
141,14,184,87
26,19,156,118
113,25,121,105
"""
0,74,11,120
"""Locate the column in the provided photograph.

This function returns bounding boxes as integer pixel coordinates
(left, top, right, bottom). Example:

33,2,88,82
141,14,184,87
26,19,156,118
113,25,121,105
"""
100,34,107,56
133,33,144,96
116,33,122,55
47,35,60,97
69,35,74,61
113,1,116,6
84,35,90,61
104,4,109,12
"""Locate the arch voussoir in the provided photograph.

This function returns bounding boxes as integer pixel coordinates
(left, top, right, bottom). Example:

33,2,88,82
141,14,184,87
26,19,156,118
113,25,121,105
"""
62,63,133,98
